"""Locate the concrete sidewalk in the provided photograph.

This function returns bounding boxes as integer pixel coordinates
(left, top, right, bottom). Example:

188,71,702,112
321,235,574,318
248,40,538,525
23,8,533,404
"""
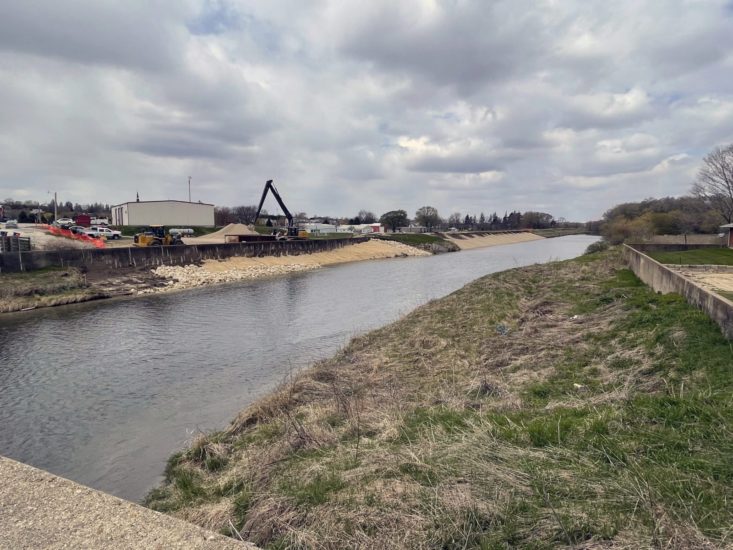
0,456,256,549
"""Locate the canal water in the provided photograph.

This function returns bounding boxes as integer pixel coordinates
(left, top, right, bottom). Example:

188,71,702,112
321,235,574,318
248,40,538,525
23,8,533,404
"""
0,235,597,502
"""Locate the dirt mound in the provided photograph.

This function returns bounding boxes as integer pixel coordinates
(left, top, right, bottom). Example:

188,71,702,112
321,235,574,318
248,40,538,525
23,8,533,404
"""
186,223,259,244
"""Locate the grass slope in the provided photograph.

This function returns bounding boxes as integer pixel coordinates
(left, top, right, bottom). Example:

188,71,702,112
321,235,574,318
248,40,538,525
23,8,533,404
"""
648,248,733,266
0,267,104,313
147,249,733,549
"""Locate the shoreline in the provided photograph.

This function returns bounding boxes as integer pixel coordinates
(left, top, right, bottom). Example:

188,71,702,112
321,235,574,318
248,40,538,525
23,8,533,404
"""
146,247,733,548
0,233,558,314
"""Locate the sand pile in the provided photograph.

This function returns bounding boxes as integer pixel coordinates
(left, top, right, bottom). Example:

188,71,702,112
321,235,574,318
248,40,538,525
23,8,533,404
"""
184,223,259,244
147,239,429,293
444,231,544,250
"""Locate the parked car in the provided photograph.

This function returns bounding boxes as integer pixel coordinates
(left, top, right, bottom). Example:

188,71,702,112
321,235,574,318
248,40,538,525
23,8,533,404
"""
54,217,74,227
90,217,110,226
69,225,86,235
84,226,122,239
5,219,18,229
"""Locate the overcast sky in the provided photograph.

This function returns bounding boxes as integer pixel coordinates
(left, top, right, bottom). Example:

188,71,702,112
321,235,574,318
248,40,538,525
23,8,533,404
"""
1,1,732,221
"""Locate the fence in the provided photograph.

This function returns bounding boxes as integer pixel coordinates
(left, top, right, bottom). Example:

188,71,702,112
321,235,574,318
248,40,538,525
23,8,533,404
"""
0,235,31,253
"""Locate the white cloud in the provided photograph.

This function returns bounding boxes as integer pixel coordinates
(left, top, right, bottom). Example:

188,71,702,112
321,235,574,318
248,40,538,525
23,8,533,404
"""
1,0,733,221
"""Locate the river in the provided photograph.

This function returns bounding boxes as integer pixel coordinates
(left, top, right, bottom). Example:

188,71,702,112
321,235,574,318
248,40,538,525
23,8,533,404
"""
0,235,597,502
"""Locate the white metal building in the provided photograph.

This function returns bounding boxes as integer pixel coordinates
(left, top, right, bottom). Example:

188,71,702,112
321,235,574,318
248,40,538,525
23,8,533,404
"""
111,200,215,227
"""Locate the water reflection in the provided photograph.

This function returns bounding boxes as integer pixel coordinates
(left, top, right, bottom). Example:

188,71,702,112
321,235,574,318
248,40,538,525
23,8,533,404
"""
0,235,597,501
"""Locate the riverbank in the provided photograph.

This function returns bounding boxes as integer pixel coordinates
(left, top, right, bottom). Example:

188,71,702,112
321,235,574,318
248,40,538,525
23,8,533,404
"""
0,240,429,312
443,231,544,250
148,240,430,292
147,247,733,548
0,268,107,313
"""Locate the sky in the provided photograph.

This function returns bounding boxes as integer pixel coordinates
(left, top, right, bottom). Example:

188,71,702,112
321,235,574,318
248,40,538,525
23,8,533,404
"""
1,0,732,221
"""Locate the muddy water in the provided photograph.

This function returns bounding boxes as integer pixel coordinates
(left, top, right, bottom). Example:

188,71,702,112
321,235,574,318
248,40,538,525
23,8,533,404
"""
0,235,597,502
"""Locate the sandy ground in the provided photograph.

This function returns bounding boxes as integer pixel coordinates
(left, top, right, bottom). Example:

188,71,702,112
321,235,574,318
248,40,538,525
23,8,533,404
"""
183,223,259,244
676,270,733,294
150,240,430,292
444,231,544,250
4,224,95,250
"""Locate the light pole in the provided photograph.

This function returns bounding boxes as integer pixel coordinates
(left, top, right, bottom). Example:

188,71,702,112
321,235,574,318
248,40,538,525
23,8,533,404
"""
188,176,191,202
47,191,58,222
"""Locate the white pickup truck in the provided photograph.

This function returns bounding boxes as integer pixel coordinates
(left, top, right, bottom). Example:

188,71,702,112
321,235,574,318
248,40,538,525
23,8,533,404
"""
84,226,122,240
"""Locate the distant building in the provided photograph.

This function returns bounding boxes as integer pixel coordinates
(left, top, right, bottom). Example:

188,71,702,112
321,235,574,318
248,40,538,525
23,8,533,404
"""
721,223,733,248
111,200,215,227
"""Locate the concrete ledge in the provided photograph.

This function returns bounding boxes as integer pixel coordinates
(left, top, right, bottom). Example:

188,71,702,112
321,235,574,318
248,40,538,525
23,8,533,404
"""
623,244,733,339
0,456,256,549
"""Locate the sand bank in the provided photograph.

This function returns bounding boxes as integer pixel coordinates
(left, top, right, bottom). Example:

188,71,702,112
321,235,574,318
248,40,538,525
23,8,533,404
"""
444,231,544,250
149,239,429,292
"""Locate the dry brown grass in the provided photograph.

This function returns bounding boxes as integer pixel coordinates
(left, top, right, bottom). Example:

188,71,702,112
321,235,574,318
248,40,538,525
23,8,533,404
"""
0,268,106,312
146,250,733,549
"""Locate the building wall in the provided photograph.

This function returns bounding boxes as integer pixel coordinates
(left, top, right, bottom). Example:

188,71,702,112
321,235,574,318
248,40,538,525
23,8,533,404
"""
112,201,214,226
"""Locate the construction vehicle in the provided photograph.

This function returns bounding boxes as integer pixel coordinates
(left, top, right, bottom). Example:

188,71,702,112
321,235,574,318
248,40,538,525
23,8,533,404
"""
254,179,300,237
133,225,184,246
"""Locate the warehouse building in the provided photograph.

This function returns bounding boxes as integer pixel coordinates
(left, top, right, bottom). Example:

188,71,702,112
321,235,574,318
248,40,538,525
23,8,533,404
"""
111,200,215,227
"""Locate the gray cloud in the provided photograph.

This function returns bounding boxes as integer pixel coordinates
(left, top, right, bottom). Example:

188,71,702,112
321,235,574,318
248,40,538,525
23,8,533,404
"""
1,0,733,221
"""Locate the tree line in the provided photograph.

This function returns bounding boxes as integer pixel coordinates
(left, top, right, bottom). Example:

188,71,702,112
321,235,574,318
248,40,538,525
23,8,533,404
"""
598,143,733,244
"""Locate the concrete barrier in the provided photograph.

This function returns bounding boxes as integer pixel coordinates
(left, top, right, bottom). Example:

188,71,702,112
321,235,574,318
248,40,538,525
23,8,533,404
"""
627,242,723,253
623,244,733,339
0,237,369,274
0,456,255,549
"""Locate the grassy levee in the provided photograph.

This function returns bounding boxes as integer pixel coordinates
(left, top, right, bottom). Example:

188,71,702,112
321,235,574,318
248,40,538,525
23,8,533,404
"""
531,228,588,238
647,248,733,266
0,267,105,312
147,248,733,549
378,233,460,253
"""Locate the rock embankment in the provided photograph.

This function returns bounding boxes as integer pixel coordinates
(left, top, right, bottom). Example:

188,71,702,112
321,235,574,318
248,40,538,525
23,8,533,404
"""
148,263,320,292
146,239,429,293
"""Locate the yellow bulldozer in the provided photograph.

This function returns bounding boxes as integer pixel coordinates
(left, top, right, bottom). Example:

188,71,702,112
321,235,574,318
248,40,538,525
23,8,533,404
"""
133,225,184,247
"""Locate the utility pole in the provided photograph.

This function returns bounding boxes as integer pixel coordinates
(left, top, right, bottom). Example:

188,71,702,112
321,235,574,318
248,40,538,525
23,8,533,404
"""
188,176,191,202
54,192,58,221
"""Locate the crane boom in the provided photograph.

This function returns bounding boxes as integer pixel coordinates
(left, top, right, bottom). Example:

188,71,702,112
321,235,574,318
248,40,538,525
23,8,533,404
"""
254,179,298,236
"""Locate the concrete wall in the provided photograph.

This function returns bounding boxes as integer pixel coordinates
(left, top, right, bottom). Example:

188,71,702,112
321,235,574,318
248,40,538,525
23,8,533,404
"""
638,234,724,246
623,244,733,339
0,237,368,274
627,242,723,253
112,201,215,227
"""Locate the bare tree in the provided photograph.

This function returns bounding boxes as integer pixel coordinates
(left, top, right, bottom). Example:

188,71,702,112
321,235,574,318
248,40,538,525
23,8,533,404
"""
357,210,377,223
415,206,441,230
692,144,733,223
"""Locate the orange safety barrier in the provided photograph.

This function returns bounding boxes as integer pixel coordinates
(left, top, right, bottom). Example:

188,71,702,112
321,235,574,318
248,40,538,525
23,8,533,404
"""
43,224,106,248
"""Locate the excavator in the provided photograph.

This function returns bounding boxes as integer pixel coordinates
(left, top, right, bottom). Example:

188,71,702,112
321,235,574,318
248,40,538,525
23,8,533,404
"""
254,179,300,237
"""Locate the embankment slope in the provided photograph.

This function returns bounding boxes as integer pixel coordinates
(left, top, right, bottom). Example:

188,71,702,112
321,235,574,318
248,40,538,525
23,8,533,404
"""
152,240,430,291
444,231,544,250
148,248,733,548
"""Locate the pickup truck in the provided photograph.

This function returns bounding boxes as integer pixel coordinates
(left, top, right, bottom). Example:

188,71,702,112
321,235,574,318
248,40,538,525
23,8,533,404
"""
84,226,122,240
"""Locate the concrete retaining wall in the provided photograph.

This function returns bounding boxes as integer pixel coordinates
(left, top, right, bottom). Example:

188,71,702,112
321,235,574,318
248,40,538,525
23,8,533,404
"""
627,242,723,253
0,237,369,274
638,234,724,246
623,244,733,339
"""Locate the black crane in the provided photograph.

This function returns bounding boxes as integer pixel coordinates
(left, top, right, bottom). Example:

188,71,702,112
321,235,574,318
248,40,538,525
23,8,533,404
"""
254,180,299,237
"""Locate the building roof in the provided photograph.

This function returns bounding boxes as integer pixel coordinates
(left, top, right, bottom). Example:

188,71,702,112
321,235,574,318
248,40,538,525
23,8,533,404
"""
111,200,214,208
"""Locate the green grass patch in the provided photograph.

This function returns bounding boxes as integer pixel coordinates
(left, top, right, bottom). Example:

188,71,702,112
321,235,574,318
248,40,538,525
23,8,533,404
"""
647,247,733,265
379,233,443,245
281,471,346,506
